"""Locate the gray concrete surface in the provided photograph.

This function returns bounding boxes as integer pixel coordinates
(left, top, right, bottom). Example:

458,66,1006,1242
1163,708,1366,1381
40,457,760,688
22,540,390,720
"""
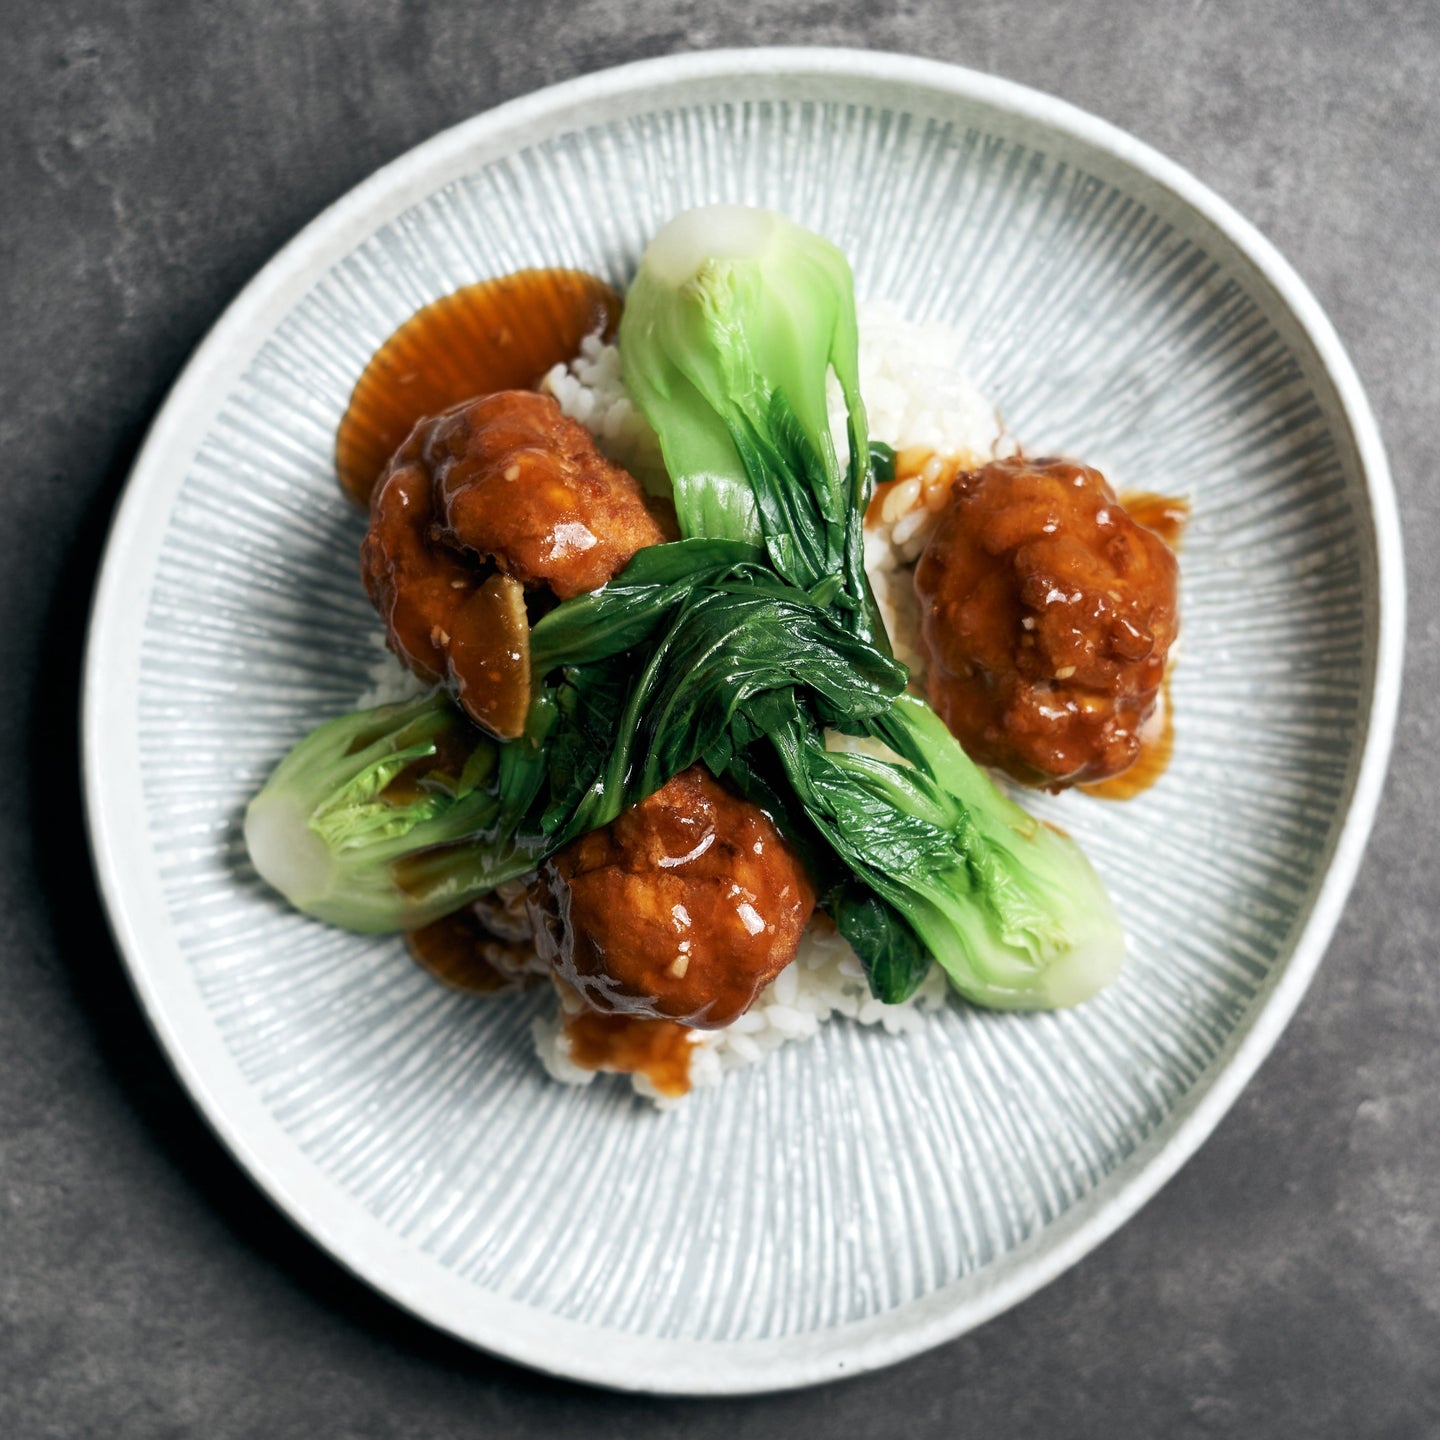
2,1,1437,1434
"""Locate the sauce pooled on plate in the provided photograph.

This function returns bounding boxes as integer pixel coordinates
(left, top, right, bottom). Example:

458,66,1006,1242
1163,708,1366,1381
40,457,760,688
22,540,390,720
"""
336,268,622,508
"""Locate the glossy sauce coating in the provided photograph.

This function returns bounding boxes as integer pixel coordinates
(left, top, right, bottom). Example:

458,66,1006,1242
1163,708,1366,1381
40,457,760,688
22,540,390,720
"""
378,711,488,806
531,766,816,1029
1119,491,1190,552
1079,492,1186,799
336,268,622,509
914,455,1179,789
1081,677,1174,800
360,389,667,735
405,901,541,995
561,1006,696,1098
866,446,974,527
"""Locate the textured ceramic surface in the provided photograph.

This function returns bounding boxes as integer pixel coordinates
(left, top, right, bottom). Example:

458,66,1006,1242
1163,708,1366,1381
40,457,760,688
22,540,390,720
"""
82,50,1401,1393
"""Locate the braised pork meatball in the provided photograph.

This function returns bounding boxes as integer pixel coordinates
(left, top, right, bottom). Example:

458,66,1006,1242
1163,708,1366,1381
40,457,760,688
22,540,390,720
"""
361,389,668,734
529,767,816,1029
914,456,1179,788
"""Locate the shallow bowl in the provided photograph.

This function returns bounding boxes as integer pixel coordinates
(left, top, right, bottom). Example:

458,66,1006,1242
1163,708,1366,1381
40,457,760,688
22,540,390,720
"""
82,48,1402,1393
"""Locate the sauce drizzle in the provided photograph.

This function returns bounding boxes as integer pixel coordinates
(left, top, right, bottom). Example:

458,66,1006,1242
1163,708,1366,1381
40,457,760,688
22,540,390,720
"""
1083,493,1188,799
562,1008,696,1097
1081,678,1175,801
406,908,531,995
336,268,623,508
1120,490,1191,551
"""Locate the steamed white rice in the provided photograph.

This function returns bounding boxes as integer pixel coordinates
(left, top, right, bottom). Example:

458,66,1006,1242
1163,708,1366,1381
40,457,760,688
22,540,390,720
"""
534,923,951,1107
368,301,1006,1103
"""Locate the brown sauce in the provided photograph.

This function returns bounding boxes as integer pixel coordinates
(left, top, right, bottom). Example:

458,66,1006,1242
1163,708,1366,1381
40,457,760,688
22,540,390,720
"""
1081,677,1175,800
335,268,623,508
1120,491,1191,551
562,1007,696,1097
865,447,966,527
443,571,531,740
865,477,903,527
378,709,485,807
1083,496,1187,800
406,908,532,995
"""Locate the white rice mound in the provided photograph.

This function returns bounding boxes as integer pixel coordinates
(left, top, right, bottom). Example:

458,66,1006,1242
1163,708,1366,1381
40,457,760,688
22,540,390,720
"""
368,301,1009,1103
356,641,428,708
535,925,951,1108
840,300,1008,468
843,301,1017,684
540,333,668,490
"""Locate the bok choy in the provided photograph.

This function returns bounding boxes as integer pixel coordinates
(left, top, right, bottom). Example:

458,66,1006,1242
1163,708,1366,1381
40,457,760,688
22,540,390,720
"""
243,692,534,931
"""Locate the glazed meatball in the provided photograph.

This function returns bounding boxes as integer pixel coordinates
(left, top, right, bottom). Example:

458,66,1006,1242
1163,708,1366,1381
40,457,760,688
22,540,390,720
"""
530,767,816,1028
424,389,667,600
914,456,1179,788
361,389,668,735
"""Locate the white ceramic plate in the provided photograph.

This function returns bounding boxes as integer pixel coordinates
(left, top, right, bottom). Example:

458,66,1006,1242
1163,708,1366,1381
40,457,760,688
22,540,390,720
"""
82,49,1403,1393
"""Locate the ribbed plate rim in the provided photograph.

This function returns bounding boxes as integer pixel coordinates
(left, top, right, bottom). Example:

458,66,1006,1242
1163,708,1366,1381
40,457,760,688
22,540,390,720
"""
80,46,1405,1394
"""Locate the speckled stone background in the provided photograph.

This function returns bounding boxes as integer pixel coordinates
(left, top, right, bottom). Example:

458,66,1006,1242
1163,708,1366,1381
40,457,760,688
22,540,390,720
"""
3,1,1436,1434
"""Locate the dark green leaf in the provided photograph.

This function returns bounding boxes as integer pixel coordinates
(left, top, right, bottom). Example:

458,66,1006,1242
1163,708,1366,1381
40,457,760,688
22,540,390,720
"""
831,883,934,1003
